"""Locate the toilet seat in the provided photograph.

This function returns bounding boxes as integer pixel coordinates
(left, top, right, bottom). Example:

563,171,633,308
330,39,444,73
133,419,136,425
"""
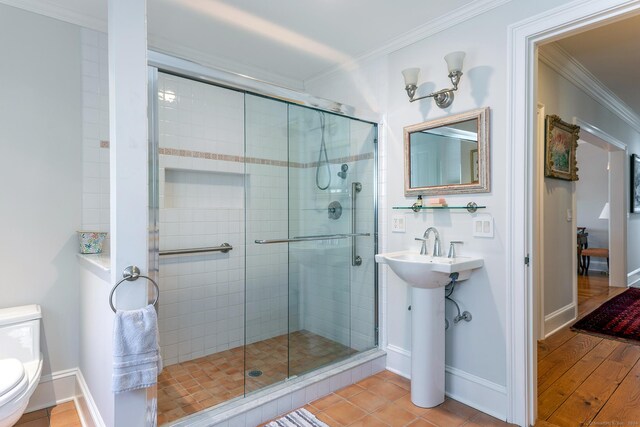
0,359,28,407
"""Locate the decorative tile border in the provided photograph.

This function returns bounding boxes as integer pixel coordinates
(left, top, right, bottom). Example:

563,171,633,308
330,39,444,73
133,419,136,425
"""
158,147,373,169
101,142,373,168
307,152,374,168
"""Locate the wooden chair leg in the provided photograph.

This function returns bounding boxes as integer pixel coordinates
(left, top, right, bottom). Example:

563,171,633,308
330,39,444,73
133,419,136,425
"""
584,256,591,275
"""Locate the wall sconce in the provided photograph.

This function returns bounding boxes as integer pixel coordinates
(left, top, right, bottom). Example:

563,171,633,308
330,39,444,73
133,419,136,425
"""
402,51,465,109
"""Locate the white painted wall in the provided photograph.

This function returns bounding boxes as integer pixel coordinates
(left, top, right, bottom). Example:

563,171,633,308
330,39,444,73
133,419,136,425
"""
79,264,114,427
541,177,574,315
576,142,609,271
0,4,82,376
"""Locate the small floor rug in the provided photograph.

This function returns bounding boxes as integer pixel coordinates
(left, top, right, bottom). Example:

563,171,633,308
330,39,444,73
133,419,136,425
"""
572,288,640,342
266,408,329,427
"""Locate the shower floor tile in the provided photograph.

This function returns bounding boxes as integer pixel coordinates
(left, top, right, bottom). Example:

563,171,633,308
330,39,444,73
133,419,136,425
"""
158,330,356,425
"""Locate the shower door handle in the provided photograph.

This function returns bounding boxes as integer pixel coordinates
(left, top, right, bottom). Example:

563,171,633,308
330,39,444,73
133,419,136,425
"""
352,182,363,266
254,233,370,244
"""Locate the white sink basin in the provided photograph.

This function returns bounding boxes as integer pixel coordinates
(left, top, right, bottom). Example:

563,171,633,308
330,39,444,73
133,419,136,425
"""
375,250,483,288
375,249,484,408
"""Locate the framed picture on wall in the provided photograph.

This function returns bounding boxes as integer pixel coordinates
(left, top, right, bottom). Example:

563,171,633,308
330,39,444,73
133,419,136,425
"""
544,114,580,181
631,154,640,213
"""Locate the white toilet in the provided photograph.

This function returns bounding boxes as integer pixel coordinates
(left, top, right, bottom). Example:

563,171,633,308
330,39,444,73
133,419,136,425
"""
0,305,43,427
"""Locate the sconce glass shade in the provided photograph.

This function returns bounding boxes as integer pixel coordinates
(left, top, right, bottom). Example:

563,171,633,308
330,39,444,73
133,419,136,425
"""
402,68,420,86
599,202,610,220
444,51,466,73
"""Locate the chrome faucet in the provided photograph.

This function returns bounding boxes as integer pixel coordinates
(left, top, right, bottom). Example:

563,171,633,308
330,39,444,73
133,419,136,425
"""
415,236,428,255
424,227,442,257
415,227,441,256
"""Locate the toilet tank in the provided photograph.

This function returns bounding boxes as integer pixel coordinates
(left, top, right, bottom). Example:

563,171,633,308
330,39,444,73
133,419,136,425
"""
0,305,41,364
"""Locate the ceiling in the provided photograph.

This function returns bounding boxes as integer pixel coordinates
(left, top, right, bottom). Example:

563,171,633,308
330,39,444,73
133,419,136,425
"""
5,0,639,113
148,0,482,86
555,14,640,115
2,0,485,87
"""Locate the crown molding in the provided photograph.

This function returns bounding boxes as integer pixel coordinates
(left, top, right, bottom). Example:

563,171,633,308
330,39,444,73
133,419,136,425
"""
0,0,106,31
304,0,512,86
539,43,640,134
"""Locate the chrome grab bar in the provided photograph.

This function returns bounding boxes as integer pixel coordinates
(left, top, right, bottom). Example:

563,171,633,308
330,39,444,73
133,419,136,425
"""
352,182,363,266
255,233,370,244
159,243,232,256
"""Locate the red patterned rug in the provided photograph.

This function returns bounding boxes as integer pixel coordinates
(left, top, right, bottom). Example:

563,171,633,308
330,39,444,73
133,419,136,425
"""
572,288,640,342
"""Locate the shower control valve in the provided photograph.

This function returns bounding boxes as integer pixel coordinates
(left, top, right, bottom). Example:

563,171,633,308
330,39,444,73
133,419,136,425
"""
328,201,342,220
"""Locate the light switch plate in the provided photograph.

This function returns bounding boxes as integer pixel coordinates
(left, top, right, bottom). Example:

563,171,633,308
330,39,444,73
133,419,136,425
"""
392,215,406,233
472,214,494,238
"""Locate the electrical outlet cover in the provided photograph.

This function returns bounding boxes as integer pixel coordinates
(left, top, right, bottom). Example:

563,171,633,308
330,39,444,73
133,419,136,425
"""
392,215,406,233
472,214,494,238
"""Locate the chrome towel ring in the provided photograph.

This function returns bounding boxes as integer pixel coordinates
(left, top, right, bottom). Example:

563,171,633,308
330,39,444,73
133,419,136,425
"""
109,265,159,313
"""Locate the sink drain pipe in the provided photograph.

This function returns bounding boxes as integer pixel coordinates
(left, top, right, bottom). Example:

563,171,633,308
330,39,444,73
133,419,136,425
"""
444,273,472,329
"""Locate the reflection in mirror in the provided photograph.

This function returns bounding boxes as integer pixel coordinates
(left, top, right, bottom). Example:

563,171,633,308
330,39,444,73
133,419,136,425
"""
404,108,489,196
410,119,478,188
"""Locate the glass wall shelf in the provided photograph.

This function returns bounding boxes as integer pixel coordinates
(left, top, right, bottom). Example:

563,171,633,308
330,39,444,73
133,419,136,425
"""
392,201,485,213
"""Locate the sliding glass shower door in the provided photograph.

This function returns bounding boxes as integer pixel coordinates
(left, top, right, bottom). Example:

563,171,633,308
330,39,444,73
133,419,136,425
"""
245,96,377,392
153,70,377,424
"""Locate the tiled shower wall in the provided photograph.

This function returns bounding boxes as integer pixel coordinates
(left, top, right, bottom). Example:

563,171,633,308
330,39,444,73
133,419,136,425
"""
156,77,293,365
157,75,246,365
289,109,377,352
80,29,110,235
244,95,291,344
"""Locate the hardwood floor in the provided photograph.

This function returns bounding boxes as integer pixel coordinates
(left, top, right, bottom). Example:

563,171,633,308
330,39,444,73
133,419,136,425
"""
536,273,640,427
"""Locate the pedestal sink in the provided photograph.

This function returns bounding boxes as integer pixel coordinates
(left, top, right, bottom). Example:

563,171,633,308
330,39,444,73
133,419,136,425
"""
375,250,483,408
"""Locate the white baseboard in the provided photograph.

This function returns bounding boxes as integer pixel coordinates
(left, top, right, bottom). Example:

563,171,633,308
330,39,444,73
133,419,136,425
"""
75,369,106,427
445,365,507,420
628,267,640,287
385,344,411,378
23,367,104,427
27,368,77,412
544,302,576,338
384,344,507,420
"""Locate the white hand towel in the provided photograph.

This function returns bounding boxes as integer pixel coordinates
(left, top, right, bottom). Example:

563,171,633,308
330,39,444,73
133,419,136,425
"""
112,304,163,393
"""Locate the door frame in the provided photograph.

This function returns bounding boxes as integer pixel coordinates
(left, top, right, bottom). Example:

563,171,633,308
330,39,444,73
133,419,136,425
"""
506,1,640,425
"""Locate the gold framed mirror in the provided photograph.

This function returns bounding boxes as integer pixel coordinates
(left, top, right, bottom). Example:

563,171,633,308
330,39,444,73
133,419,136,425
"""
404,107,490,196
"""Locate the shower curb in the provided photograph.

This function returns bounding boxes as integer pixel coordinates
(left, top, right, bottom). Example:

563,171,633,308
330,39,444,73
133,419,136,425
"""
168,348,386,427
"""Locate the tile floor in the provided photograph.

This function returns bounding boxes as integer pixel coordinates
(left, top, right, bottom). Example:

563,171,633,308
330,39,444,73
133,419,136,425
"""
15,401,81,427
158,330,356,424
297,370,514,427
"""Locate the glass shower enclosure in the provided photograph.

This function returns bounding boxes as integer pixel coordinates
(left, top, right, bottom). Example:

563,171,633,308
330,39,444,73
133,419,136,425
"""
151,70,377,424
